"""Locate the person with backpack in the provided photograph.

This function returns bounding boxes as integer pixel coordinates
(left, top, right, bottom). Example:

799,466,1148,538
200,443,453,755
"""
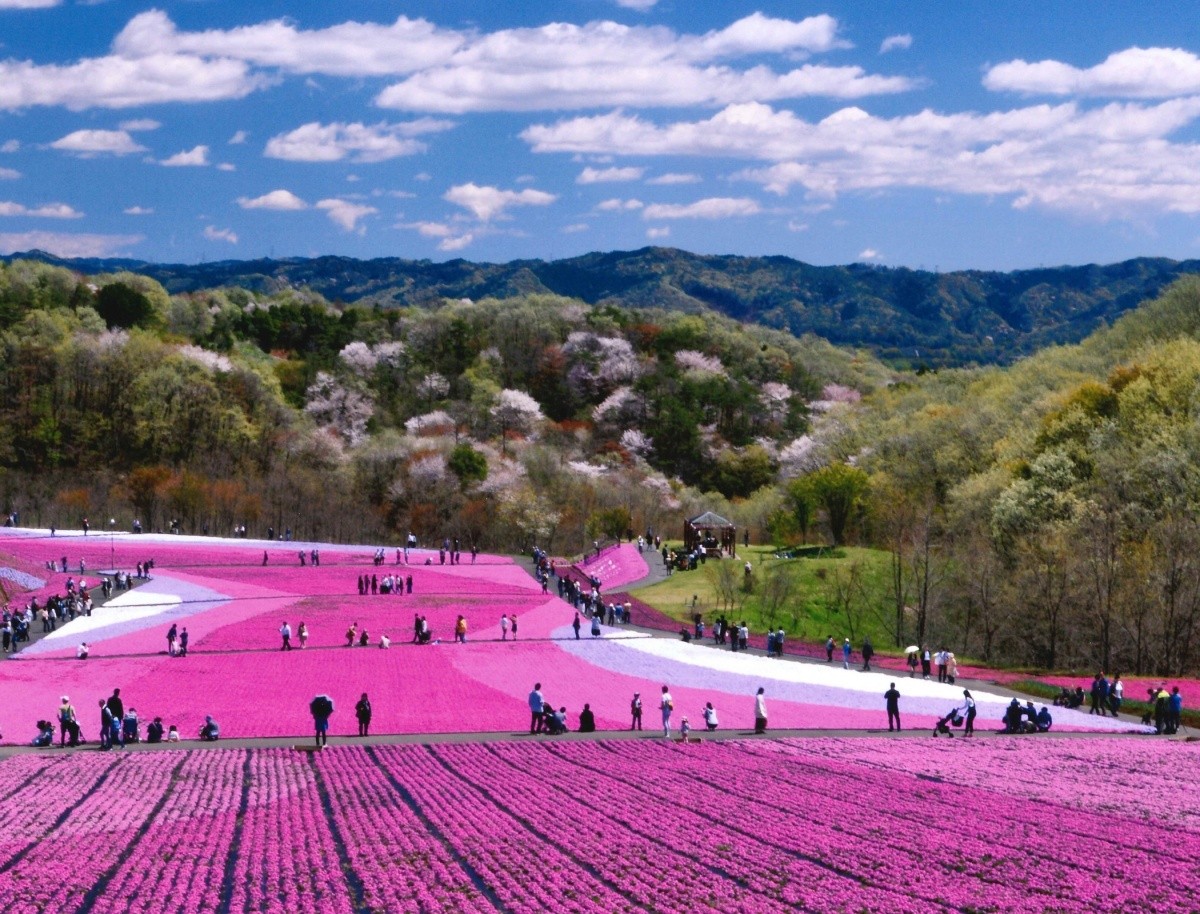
58,696,79,747
310,694,334,747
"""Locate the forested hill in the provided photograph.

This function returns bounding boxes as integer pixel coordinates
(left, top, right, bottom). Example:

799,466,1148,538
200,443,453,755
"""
7,247,1198,367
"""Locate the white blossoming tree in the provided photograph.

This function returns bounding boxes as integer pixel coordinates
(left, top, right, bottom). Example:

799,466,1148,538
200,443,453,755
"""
490,388,544,454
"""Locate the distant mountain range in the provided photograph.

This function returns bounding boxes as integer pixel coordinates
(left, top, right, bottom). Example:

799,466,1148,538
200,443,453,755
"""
9,247,1199,367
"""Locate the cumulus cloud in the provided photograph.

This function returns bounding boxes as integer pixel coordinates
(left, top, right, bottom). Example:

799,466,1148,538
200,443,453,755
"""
0,167,20,180
114,10,464,78
317,198,377,231
0,140,18,153
238,189,308,210
0,0,59,8
524,98,1200,218
229,130,248,144
646,172,701,185
646,226,670,239
985,47,1200,98
160,144,210,166
50,129,146,156
596,197,643,211
123,206,153,215
203,225,238,243
375,14,909,112
859,248,881,260
615,0,658,9
0,231,142,257
577,165,644,184
0,201,83,218
642,196,760,219
264,119,452,163
0,54,265,111
443,182,556,221
880,34,912,54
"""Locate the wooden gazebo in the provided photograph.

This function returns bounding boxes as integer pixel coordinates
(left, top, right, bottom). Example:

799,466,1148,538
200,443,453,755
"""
684,511,736,557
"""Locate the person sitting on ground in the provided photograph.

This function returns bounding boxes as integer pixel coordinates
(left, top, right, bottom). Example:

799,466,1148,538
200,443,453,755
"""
1023,701,1039,733
578,703,596,733
1068,687,1086,709
703,702,719,731
547,706,568,735
1002,698,1024,733
379,633,390,649
358,628,370,647
199,715,220,741
76,642,89,660
1035,706,1053,732
146,717,164,743
32,720,55,747
167,724,180,742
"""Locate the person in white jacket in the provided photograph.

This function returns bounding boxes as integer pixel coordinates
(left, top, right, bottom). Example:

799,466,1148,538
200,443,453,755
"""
754,687,768,733
702,702,719,731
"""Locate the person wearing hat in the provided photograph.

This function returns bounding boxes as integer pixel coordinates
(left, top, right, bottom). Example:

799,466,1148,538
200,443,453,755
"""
842,638,852,670
58,696,79,747
630,692,643,730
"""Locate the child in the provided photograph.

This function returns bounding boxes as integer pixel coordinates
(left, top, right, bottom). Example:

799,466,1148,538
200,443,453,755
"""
679,716,691,741
167,724,180,742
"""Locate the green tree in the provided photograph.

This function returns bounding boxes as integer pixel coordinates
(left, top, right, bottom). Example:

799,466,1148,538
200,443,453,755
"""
587,506,631,542
447,443,488,490
95,282,158,330
807,463,869,546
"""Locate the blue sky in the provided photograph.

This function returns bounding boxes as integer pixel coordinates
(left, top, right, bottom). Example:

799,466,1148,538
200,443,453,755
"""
3,2,1200,270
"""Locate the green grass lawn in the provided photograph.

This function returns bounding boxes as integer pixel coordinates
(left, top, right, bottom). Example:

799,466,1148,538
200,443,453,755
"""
633,544,904,648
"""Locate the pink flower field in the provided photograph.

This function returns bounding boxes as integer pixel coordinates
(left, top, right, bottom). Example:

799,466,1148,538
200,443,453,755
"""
0,738,1197,913
0,529,1150,741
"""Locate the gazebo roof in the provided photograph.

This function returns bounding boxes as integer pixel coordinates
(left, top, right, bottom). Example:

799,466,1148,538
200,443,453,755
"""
687,511,734,528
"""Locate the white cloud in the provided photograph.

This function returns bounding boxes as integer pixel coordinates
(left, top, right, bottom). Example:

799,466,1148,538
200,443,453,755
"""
115,10,465,78
375,14,908,113
859,248,881,260
577,165,644,184
50,129,146,156
124,206,154,215
444,182,556,221
986,47,1200,99
238,189,308,210
317,198,377,231
229,130,248,144
646,226,670,239
438,232,474,251
525,98,1200,218
0,201,83,218
642,196,760,220
217,162,236,172
0,54,265,111
880,34,912,54
0,167,18,180
0,0,59,7
563,223,589,233
0,140,18,153
596,198,643,211
646,172,701,185
119,118,160,132
264,120,452,163
0,231,142,257
616,0,658,9
203,225,238,244
161,145,210,167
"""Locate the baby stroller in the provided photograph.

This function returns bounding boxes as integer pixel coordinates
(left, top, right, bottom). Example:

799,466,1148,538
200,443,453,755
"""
933,708,964,737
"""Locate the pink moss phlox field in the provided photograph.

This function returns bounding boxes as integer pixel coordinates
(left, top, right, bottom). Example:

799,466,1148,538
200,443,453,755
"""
2,740,1199,912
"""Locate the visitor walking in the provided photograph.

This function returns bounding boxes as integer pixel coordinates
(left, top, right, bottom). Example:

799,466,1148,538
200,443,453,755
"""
884,683,901,731
280,621,292,650
529,683,545,734
630,692,643,730
754,687,768,734
572,613,581,639
842,638,852,670
862,638,874,671
962,689,977,736
660,685,674,738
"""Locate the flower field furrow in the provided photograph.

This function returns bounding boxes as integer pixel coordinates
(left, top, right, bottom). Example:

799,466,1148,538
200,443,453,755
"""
0,755,121,868
728,739,1200,871
0,754,60,804
601,739,1200,914
797,738,1200,834
312,748,489,913
225,750,355,914
0,754,178,912
373,745,642,913
85,751,246,914
455,741,930,914
431,742,800,914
